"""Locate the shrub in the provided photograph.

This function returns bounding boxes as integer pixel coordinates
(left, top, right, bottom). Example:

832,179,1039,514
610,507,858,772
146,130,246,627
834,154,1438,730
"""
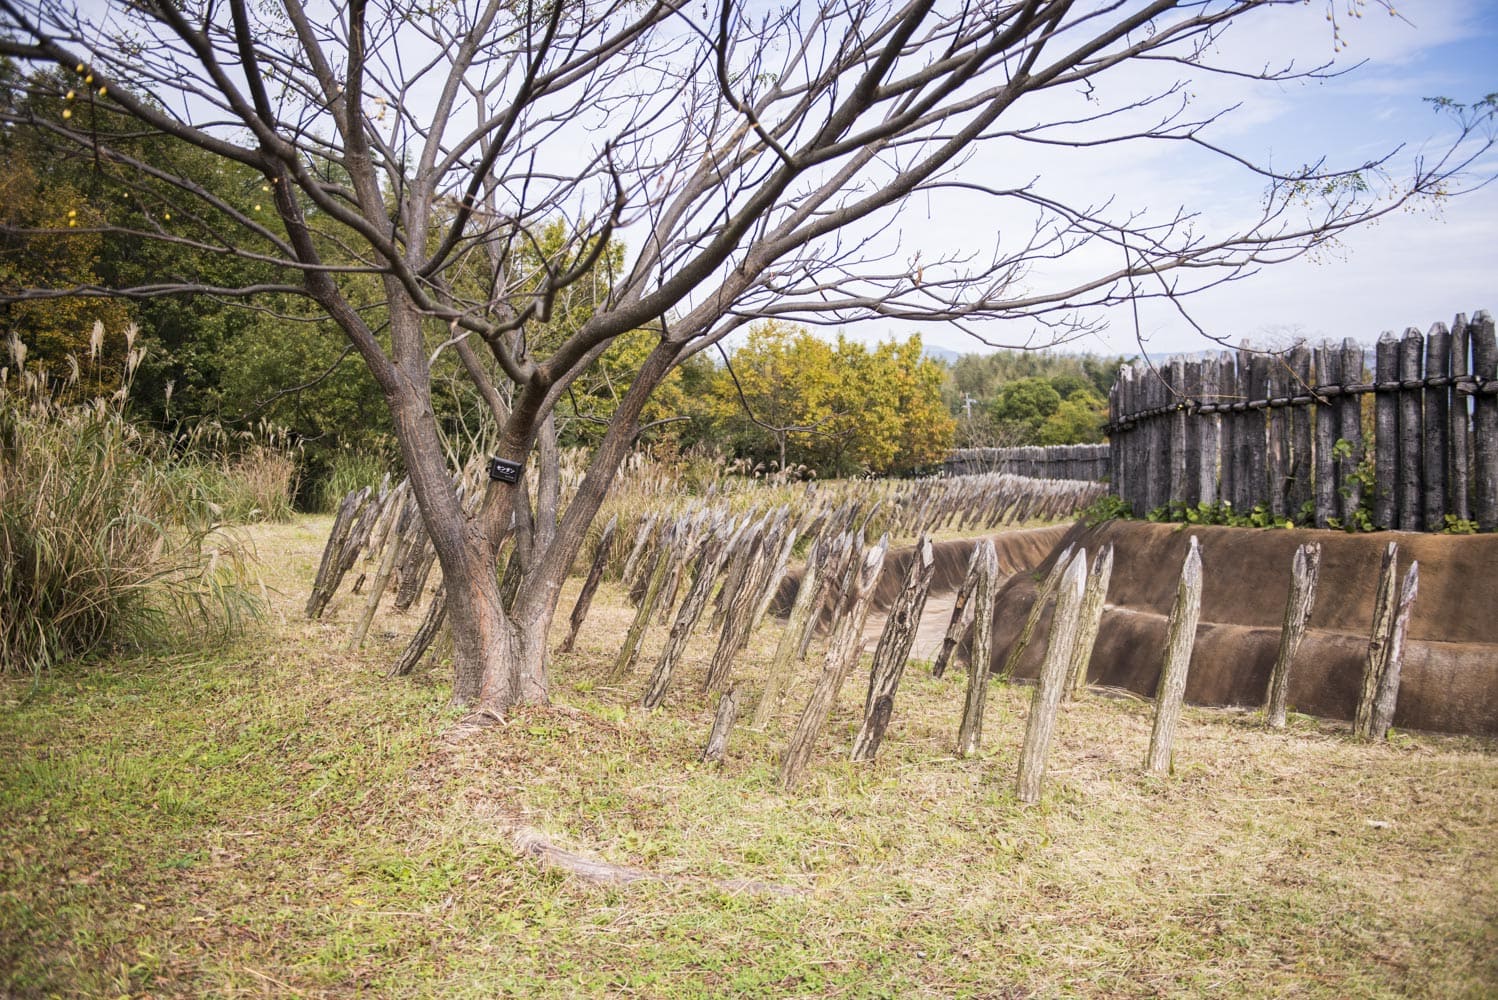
313,446,392,513
220,442,299,522
0,334,258,675
170,418,301,523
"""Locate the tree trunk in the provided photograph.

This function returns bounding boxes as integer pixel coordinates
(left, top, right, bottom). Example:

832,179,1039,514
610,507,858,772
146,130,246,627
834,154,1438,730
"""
387,321,684,718
445,565,551,715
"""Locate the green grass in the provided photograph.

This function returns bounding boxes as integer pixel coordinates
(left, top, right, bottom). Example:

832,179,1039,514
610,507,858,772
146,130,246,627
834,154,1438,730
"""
1,516,1495,997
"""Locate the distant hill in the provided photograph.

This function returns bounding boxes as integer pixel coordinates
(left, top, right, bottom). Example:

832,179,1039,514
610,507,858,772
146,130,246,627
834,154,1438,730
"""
921,344,963,364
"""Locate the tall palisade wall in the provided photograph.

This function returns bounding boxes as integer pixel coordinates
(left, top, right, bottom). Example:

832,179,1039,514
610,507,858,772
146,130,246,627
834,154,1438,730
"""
1107,310,1497,531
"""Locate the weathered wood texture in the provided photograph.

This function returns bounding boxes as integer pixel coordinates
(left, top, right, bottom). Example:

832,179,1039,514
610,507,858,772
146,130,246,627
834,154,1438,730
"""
1107,309,1496,531
306,485,372,618
346,484,414,652
700,684,744,765
942,445,1110,481
955,540,1001,758
610,518,679,682
558,515,618,654
998,543,1075,681
931,544,983,679
1066,543,1113,699
388,584,446,677
1354,543,1420,741
1144,536,1203,775
1015,550,1088,804
315,459,1109,688
1264,542,1322,729
639,523,735,710
751,536,824,728
779,539,889,790
705,518,791,695
852,537,936,762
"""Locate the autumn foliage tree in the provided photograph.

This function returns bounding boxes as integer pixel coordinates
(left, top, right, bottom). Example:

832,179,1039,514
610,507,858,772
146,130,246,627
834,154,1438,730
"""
1,1,1492,718
711,324,953,476
0,134,132,393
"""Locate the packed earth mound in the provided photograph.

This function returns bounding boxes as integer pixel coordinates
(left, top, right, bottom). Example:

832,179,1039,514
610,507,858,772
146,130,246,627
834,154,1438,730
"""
985,522,1498,736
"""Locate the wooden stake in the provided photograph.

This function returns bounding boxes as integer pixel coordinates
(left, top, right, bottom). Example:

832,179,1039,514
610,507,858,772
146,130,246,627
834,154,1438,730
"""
1016,549,1088,804
346,487,414,651
700,684,744,765
710,517,766,631
752,536,824,729
796,530,858,661
1370,562,1419,741
703,521,783,695
1264,542,1322,729
851,536,936,762
1065,543,1114,699
558,515,618,654
779,538,888,790
932,543,983,679
1145,536,1203,776
392,529,437,612
1355,543,1418,740
955,539,1001,757
639,522,736,710
306,486,369,618
748,523,801,635
619,513,658,591
388,583,446,677
998,543,1075,681
1355,542,1398,737
609,519,678,682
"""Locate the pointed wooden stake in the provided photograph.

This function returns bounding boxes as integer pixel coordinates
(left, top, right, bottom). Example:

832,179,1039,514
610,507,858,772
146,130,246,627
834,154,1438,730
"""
559,515,618,654
1065,543,1113,699
701,684,744,765
1264,542,1322,729
932,543,984,679
779,538,888,790
955,539,1001,758
852,536,936,762
1355,543,1418,741
999,543,1075,681
1145,536,1203,776
1016,549,1088,804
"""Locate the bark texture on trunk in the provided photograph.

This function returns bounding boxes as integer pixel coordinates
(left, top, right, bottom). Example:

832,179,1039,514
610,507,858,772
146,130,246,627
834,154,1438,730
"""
408,335,686,717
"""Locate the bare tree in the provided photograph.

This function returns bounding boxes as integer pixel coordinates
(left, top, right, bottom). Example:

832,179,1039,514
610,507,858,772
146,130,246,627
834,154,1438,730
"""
1,0,1491,719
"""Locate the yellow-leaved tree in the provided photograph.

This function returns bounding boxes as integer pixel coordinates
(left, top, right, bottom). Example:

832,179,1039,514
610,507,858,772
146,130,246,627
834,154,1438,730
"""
710,324,953,476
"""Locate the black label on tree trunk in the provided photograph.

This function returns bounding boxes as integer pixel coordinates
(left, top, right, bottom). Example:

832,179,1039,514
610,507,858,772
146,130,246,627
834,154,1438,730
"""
488,457,523,484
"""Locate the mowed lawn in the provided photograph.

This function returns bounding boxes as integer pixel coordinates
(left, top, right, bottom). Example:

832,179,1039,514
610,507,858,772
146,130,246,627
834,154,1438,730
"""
2,516,1495,998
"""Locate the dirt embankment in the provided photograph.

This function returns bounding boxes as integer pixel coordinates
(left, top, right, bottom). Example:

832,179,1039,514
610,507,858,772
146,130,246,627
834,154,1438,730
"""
780,521,1496,734
981,522,1498,736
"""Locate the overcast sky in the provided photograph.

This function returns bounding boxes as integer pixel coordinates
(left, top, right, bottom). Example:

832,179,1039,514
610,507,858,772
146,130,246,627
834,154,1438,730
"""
873,0,1498,361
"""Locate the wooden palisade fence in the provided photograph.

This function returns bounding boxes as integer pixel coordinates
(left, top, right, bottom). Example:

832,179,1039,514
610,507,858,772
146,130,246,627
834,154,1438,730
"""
944,444,1109,482
1107,310,1497,531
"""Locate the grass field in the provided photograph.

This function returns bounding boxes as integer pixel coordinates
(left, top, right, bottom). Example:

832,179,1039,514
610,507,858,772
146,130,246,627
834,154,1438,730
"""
2,516,1495,998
